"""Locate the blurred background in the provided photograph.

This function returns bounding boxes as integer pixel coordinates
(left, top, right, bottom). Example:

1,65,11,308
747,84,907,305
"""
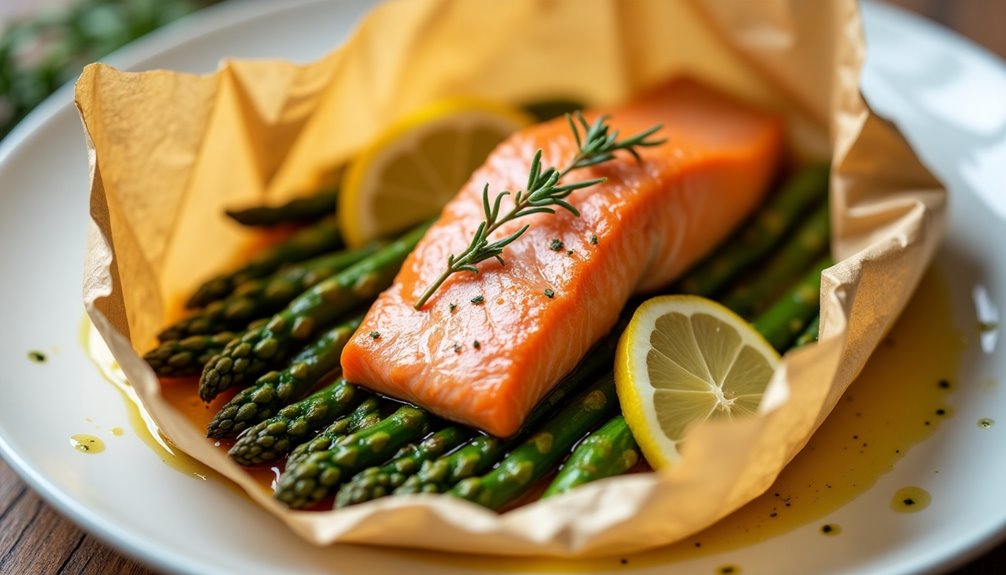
0,0,220,140
1,0,1004,143
0,1,1004,574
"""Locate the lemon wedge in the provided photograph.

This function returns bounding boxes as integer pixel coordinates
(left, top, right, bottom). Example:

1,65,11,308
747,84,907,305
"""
339,99,533,246
614,295,780,469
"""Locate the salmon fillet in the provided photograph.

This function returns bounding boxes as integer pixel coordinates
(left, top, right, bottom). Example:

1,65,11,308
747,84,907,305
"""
341,78,783,437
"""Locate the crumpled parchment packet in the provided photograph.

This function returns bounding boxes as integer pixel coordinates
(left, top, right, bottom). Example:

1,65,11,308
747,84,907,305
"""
77,0,945,557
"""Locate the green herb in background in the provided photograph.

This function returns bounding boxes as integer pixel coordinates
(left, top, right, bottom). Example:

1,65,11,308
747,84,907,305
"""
0,0,222,140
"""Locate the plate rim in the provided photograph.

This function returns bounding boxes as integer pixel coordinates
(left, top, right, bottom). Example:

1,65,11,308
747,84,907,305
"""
1,1,1004,574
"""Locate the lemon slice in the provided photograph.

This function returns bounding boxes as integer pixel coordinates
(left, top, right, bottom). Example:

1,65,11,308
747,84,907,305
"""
339,99,534,246
615,295,781,469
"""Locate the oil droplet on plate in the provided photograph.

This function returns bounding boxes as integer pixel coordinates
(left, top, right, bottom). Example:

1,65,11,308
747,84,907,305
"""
891,486,931,513
820,523,841,536
978,418,994,429
111,427,125,436
28,350,47,363
79,315,224,482
70,434,105,454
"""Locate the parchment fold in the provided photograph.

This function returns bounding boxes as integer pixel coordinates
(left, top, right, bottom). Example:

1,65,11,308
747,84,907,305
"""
76,0,945,556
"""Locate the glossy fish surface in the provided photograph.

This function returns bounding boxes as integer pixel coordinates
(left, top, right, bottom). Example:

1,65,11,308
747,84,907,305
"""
342,78,784,437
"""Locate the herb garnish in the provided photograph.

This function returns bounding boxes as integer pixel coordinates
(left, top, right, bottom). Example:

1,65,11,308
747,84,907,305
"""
471,295,485,305
413,112,664,308
544,288,555,298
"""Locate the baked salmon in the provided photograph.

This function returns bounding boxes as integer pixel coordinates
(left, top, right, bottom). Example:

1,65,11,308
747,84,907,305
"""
341,78,783,437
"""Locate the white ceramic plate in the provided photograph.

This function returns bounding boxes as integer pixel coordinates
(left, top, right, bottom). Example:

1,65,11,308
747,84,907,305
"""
1,1,1004,573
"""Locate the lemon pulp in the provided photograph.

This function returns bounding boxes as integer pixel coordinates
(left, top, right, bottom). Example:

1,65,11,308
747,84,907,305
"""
339,99,533,246
615,295,780,468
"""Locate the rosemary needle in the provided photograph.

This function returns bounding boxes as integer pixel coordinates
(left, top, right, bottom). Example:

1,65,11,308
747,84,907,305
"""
414,112,664,308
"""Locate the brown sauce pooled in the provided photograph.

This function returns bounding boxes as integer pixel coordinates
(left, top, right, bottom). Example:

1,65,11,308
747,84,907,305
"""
70,434,105,454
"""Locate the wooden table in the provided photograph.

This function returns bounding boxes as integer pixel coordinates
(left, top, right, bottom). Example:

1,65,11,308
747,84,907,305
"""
2,1,1005,573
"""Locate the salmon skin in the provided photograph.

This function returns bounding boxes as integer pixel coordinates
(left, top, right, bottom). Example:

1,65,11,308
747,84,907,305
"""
342,78,783,437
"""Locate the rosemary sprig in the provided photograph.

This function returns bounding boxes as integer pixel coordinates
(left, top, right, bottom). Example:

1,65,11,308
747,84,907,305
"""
414,112,664,308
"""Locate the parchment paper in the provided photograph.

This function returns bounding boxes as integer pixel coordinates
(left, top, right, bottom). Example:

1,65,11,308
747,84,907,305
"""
76,0,946,556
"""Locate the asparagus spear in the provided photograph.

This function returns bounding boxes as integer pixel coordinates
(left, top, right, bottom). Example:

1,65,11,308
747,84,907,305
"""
226,190,339,228
753,256,831,351
199,221,430,401
393,333,619,496
722,202,830,319
794,314,821,347
395,434,507,496
541,415,639,498
544,257,830,496
335,426,472,507
186,217,344,308
274,405,434,509
677,165,828,297
143,331,237,377
285,398,384,467
522,99,584,122
227,378,367,466
206,315,363,439
450,372,619,510
159,244,379,342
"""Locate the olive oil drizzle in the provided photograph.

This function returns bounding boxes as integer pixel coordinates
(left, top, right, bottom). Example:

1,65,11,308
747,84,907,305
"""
79,315,216,480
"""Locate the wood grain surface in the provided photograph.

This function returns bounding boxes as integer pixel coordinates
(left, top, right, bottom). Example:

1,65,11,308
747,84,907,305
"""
1,1,1004,574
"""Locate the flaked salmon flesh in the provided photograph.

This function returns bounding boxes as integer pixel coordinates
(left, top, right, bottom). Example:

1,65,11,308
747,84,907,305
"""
341,78,784,437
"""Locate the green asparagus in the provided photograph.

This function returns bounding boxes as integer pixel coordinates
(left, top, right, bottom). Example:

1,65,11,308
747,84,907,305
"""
160,244,378,341
143,331,237,377
227,378,367,466
450,372,619,510
274,405,434,509
722,202,830,318
206,316,363,438
541,415,639,498
544,254,831,497
335,426,472,507
393,332,619,496
522,99,584,122
753,256,831,351
198,221,430,401
503,220,832,498
677,165,828,296
226,190,339,228
186,217,344,308
285,397,383,467
794,314,821,347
